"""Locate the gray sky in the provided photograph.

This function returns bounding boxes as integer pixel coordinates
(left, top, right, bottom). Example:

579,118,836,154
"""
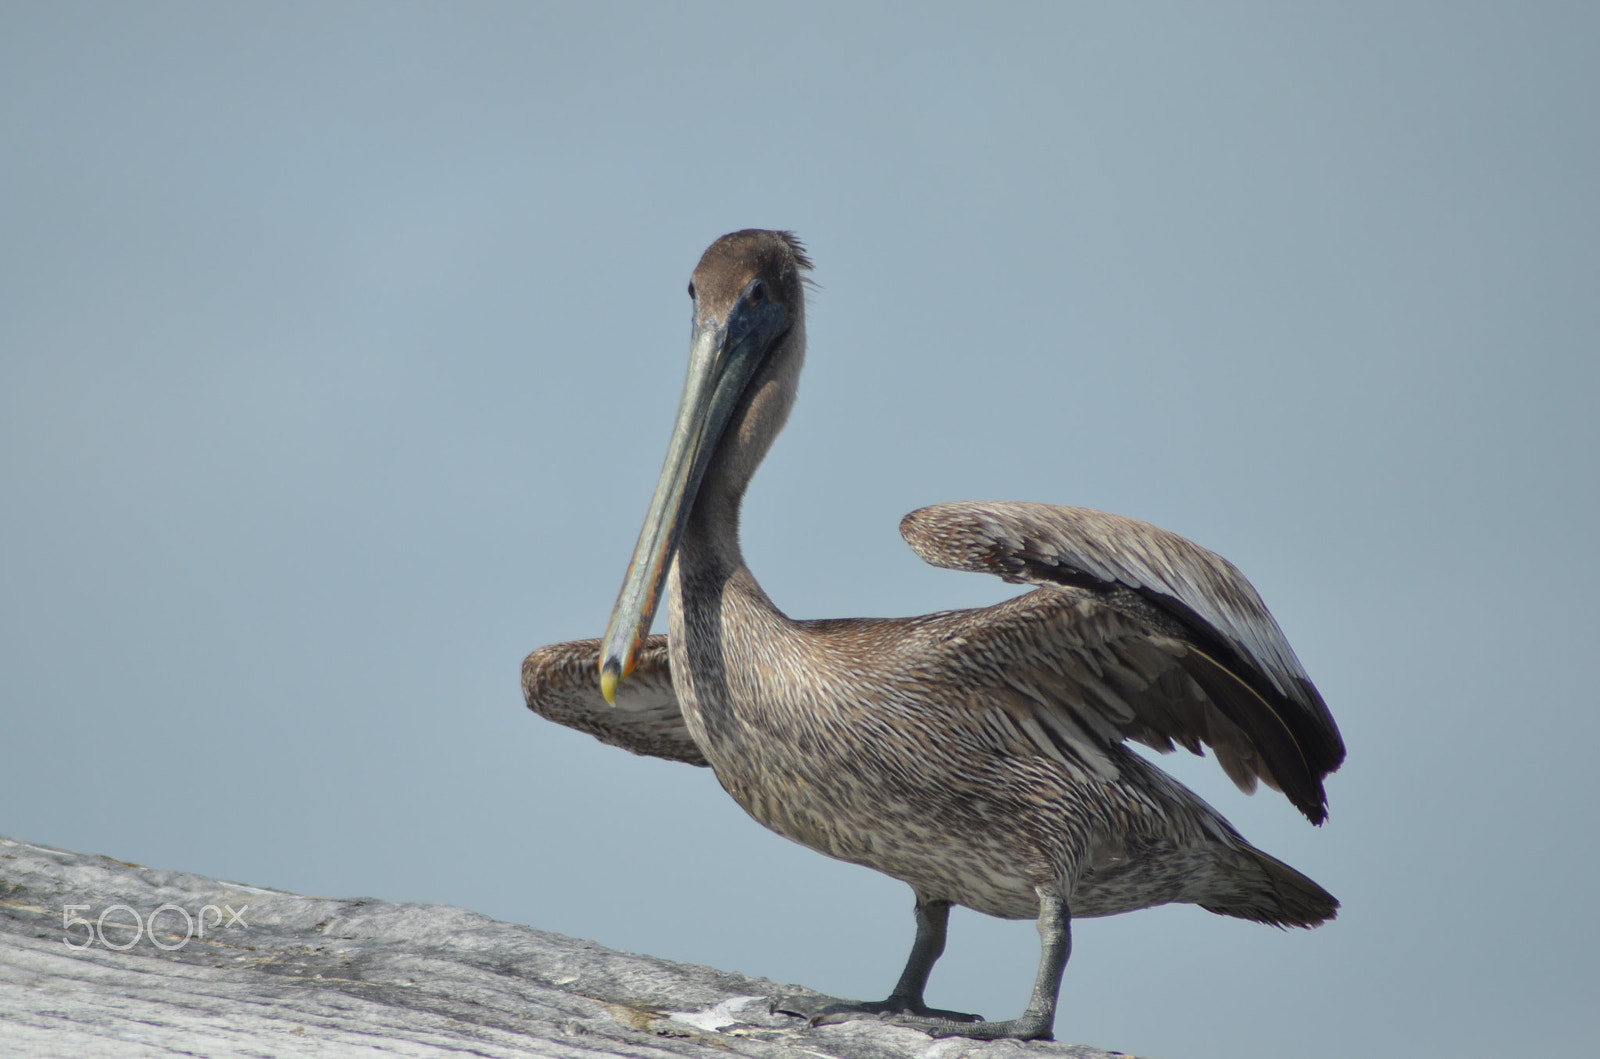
3,3,1596,1057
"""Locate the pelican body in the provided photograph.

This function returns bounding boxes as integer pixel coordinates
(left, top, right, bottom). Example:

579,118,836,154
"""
524,230,1344,1041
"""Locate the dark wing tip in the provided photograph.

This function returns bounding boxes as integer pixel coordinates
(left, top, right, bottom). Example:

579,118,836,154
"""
902,500,1345,822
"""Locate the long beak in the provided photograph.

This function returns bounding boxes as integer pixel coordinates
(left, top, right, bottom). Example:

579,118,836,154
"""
599,289,787,702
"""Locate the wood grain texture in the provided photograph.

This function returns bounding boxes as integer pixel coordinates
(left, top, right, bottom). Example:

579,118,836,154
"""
0,833,1138,1059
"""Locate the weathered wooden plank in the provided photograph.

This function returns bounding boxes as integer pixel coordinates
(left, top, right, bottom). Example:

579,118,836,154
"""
0,835,1132,1058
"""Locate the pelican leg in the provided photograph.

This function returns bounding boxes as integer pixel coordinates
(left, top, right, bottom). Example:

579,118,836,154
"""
883,888,1071,1041
773,896,982,1025
882,896,963,1015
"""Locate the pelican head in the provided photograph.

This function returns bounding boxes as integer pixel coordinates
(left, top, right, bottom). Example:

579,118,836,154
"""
599,230,812,701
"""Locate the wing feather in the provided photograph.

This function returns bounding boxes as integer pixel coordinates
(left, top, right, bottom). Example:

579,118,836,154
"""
901,501,1344,822
521,635,709,766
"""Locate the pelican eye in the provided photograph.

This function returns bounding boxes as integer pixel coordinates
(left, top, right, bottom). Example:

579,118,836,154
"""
687,280,696,299
746,278,768,303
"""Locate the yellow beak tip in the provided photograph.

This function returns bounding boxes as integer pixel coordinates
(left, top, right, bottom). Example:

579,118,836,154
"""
599,668,619,706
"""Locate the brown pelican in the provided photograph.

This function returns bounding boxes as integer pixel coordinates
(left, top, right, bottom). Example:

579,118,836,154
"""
523,230,1344,1041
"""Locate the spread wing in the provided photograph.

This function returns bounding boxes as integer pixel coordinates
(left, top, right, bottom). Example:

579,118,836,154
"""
901,501,1345,823
522,635,709,766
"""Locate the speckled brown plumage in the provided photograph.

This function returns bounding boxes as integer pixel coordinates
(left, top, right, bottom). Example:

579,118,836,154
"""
522,635,706,766
522,230,1344,1041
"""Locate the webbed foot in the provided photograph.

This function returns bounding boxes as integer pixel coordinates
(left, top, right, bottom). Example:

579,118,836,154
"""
772,993,983,1027
880,1011,1053,1041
